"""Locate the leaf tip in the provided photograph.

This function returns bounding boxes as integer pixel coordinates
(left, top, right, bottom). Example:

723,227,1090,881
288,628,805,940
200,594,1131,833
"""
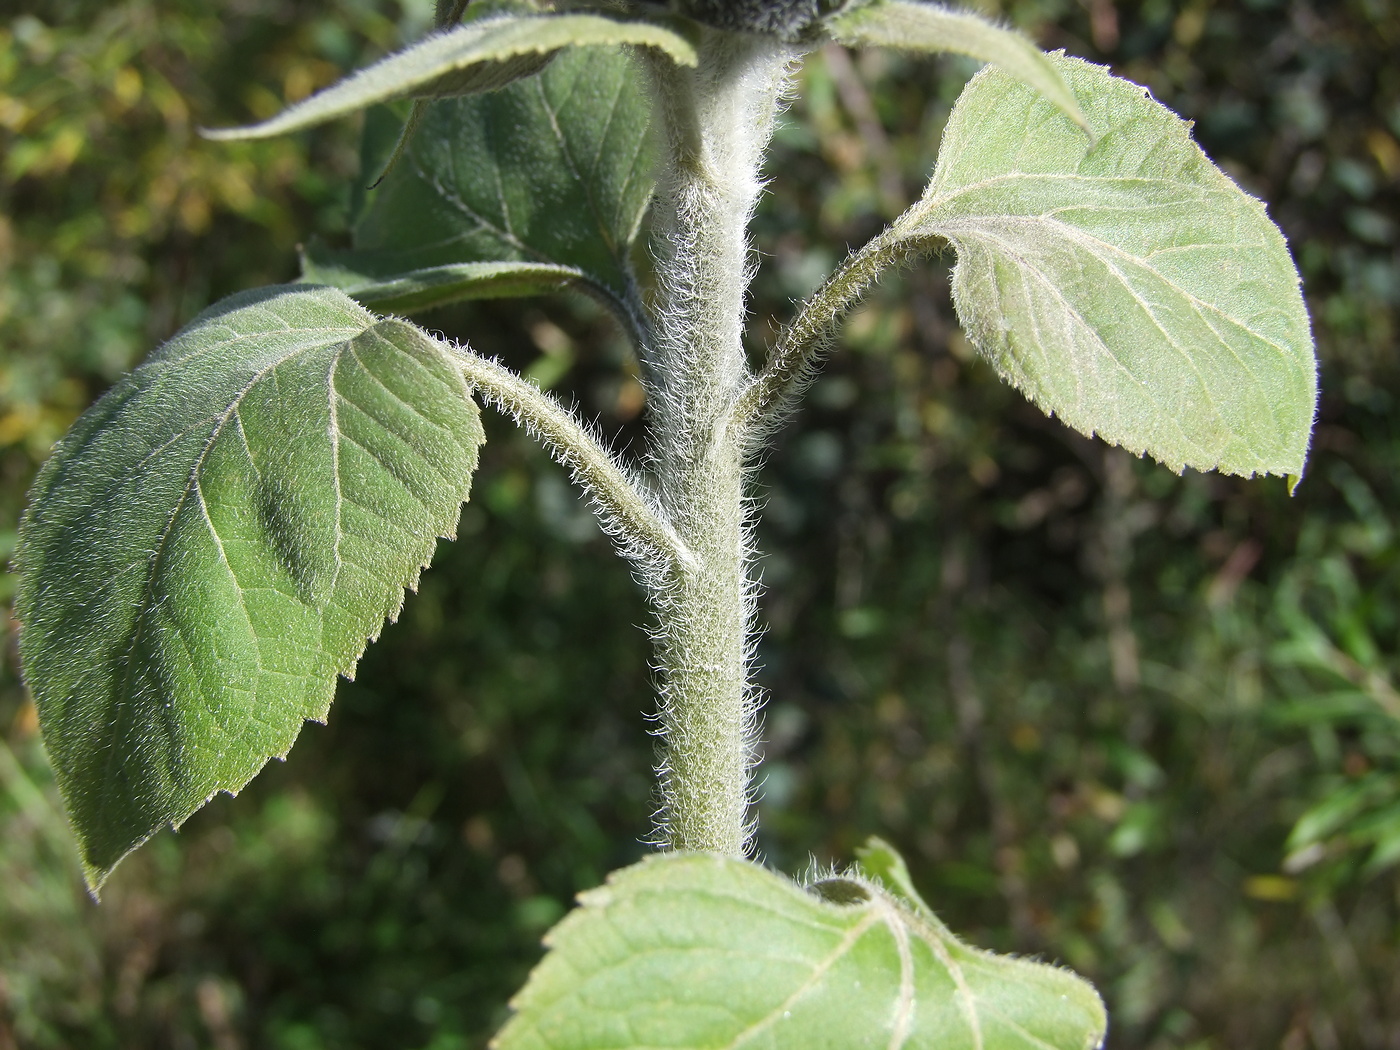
80,861,109,901
198,123,263,142
1042,50,1094,142
77,826,156,901
1074,109,1097,144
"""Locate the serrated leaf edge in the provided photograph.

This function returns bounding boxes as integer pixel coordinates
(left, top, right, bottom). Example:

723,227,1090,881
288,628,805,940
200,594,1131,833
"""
898,55,1315,480
497,853,1107,1050
19,302,480,894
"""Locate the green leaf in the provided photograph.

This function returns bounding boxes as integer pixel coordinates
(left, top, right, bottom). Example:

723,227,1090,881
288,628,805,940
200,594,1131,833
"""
203,12,696,141
304,45,655,320
854,834,940,920
300,257,581,314
494,851,1106,1049
1287,774,1398,852
16,285,484,890
826,0,1089,135
901,53,1316,479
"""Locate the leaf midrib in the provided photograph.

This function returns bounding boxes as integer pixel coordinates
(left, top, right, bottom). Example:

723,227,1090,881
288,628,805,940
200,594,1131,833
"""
533,63,625,260
930,212,1299,450
723,908,883,1049
920,177,1297,363
951,225,1233,462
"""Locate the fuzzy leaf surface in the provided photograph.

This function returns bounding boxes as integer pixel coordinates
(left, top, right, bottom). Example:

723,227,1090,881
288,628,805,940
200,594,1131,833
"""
903,53,1316,479
16,285,484,889
203,12,695,140
493,852,1106,1049
827,0,1088,134
305,46,655,319
300,257,582,315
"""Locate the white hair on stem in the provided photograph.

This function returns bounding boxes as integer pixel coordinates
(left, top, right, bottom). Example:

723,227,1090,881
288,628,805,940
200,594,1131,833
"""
638,32,800,857
446,31,807,860
442,343,691,585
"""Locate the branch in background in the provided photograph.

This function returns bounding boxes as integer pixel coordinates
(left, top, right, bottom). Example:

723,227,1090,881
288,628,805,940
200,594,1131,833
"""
821,43,905,216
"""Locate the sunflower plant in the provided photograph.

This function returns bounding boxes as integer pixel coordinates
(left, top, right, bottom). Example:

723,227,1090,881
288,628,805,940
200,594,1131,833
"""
16,0,1316,1045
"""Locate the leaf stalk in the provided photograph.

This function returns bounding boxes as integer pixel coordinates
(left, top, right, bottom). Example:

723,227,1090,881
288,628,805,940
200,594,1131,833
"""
446,345,694,573
734,218,943,438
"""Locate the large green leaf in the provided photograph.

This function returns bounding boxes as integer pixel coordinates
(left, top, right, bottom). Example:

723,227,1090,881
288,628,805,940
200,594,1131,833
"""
16,285,484,890
901,53,1316,480
203,12,695,141
493,849,1106,1049
304,45,655,319
826,0,1088,135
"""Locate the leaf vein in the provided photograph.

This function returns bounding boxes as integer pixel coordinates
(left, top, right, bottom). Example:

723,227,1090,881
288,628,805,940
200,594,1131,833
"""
723,911,883,1049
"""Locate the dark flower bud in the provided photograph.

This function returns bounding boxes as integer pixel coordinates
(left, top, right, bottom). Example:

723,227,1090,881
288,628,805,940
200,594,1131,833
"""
673,0,843,40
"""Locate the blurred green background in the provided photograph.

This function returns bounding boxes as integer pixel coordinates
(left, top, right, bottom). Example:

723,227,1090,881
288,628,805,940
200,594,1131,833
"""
2,0,1397,1046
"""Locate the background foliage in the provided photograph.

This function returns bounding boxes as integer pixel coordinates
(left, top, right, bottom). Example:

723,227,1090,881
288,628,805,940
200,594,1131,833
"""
1,0,1397,1047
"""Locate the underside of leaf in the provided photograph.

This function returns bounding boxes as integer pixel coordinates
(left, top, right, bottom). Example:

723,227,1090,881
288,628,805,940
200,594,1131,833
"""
301,256,582,314
16,285,484,890
202,12,696,141
493,851,1107,1049
905,53,1316,479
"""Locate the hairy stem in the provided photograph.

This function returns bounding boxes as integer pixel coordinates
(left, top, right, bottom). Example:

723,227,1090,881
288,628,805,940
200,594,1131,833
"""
446,345,693,572
734,221,940,439
642,32,796,857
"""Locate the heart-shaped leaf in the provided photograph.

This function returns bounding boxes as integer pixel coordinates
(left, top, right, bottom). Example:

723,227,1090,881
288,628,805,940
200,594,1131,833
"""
493,849,1106,1049
901,53,1316,480
203,12,695,141
16,285,484,890
304,45,656,321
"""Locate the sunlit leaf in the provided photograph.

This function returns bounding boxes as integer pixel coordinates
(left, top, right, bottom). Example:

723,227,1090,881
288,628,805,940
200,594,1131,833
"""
826,0,1088,135
305,46,655,320
902,53,1316,479
301,257,582,314
853,834,940,919
203,12,695,140
16,285,484,890
494,850,1106,1049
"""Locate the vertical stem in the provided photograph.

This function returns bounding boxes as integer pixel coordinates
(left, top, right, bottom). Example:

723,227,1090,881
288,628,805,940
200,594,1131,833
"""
642,32,795,856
